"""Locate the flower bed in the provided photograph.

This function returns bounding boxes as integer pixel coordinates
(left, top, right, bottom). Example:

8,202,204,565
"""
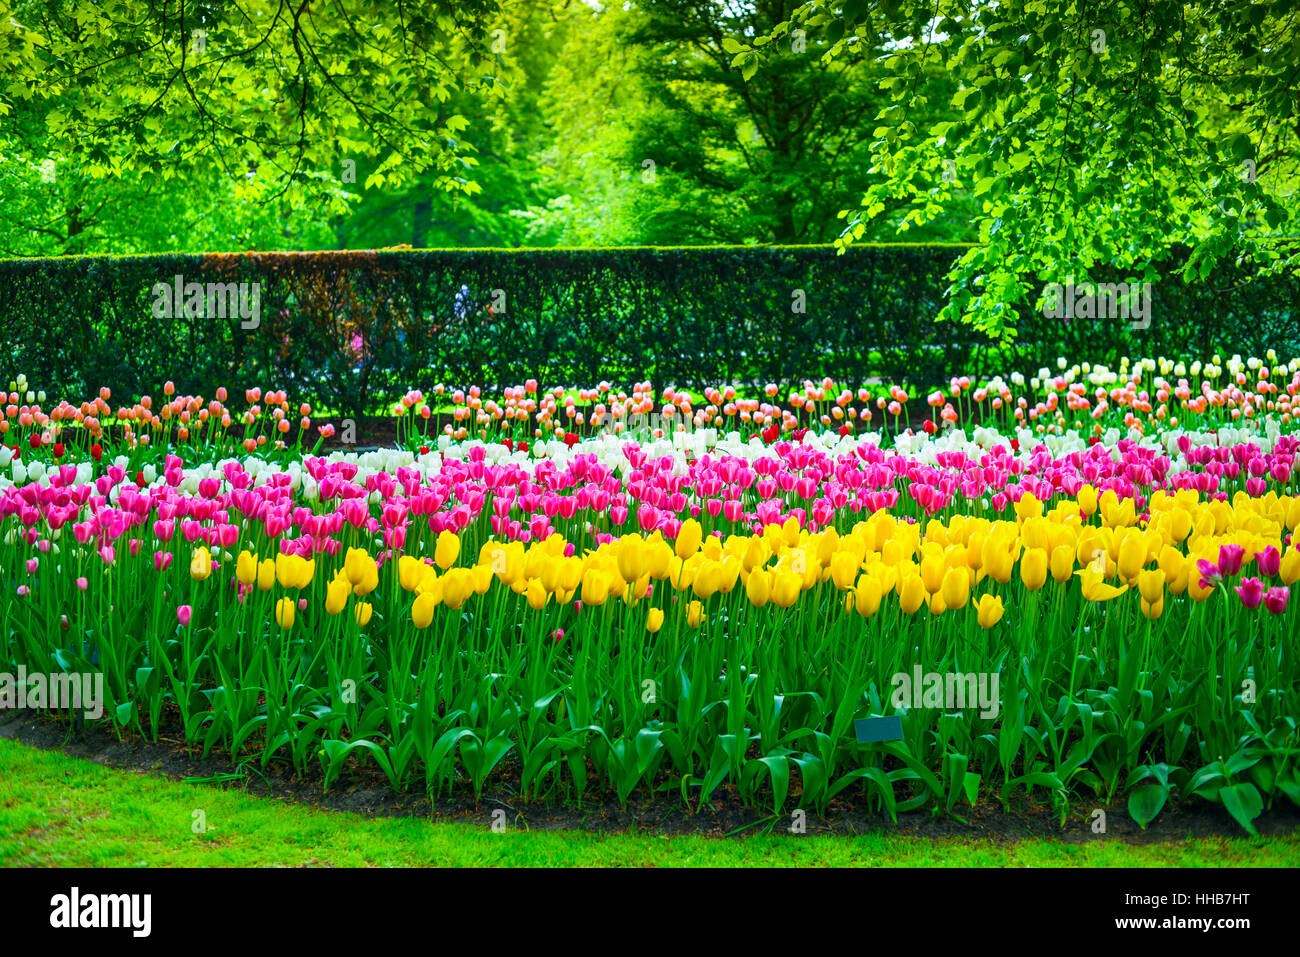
3,358,1300,832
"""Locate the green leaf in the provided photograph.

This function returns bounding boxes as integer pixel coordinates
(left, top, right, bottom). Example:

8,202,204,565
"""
1218,783,1264,836
1127,784,1169,829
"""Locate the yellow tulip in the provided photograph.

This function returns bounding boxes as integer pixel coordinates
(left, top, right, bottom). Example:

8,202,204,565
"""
398,555,425,591
235,550,258,586
189,546,212,581
1077,484,1098,516
1137,568,1165,605
853,576,883,617
676,519,703,560
354,601,373,626
344,547,370,585
686,600,705,628
646,607,665,633
257,557,276,592
1048,544,1074,584
693,560,723,600
526,578,548,611
618,537,646,581
1282,547,1300,586
1015,492,1042,521
274,596,295,629
746,567,772,607
581,568,611,607
441,568,472,609
1140,596,1164,620
940,566,970,610
1020,548,1048,591
1077,565,1129,601
412,591,438,629
975,593,1004,628
1158,545,1188,594
781,515,801,548
352,561,379,597
470,563,493,595
275,552,301,589
830,551,859,591
1116,532,1147,580
920,553,945,593
324,578,350,615
647,542,674,578
899,574,927,615
771,569,801,608
434,531,461,570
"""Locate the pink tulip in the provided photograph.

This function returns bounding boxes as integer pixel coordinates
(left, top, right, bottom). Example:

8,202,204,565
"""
1255,546,1281,578
1235,577,1264,609
1264,586,1290,614
177,605,192,626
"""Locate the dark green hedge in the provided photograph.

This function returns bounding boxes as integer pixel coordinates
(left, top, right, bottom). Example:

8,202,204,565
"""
0,245,1295,416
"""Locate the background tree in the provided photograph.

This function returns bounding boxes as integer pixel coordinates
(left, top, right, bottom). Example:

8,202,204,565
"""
0,0,499,255
728,0,1300,338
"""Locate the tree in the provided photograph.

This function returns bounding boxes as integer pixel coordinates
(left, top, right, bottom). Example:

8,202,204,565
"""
732,0,1300,338
0,0,500,255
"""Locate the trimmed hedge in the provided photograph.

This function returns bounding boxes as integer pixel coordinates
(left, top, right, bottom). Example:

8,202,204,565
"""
0,245,1296,416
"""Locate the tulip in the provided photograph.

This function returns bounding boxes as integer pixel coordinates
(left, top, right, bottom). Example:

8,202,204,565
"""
354,601,373,626
853,576,883,617
581,568,612,607
646,607,665,633
189,546,212,581
746,567,772,607
526,578,548,611
398,555,426,591
177,605,192,626
830,551,859,591
975,593,1004,628
1217,543,1245,576
1048,544,1074,584
1117,533,1146,580
257,558,276,591
1235,576,1264,609
1255,546,1281,578
1020,548,1048,591
1264,586,1290,614
1136,568,1165,605
675,518,703,560
899,574,927,615
940,566,970,610
412,591,439,628
686,600,704,628
1279,548,1300,585
435,530,461,570
325,578,350,615
771,569,801,608
275,597,295,628
236,550,257,586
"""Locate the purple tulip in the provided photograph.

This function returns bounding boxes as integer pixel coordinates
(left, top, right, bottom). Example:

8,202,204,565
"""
1255,546,1281,578
1218,543,1246,576
1196,558,1222,590
1264,587,1290,615
1235,576,1264,609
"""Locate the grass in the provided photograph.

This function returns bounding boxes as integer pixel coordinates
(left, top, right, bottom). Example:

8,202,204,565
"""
2,739,1298,867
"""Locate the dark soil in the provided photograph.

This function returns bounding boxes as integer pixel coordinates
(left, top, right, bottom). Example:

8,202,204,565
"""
5,711,1295,842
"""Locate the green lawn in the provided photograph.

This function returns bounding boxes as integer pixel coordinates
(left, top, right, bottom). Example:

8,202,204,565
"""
2,739,1296,867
